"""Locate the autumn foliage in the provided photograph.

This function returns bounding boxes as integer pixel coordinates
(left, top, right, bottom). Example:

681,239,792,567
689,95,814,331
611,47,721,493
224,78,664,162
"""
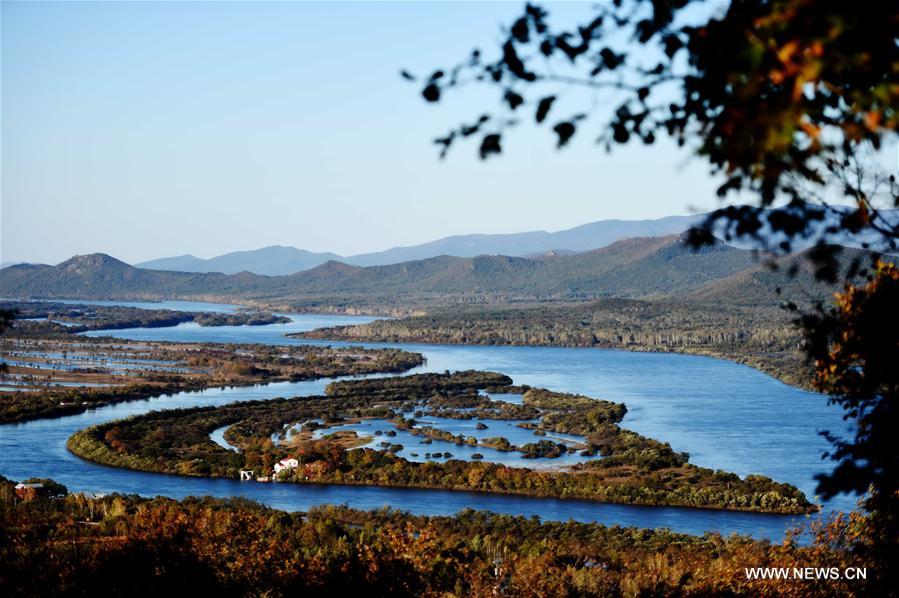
802,261,899,592
0,484,872,597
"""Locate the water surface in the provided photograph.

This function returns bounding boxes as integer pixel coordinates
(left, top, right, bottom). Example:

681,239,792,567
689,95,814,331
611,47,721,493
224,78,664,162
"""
1,303,859,540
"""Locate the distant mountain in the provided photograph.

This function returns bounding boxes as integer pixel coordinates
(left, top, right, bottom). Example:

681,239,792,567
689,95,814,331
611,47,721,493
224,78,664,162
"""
343,214,705,268
1,235,773,306
135,254,206,271
136,214,706,275
0,254,260,301
137,245,343,275
133,209,897,276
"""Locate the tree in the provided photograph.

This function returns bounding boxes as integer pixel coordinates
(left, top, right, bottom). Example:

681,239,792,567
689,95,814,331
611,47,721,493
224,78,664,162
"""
21,477,68,498
802,262,899,577
0,310,12,329
410,0,898,589
409,0,898,261
0,309,13,375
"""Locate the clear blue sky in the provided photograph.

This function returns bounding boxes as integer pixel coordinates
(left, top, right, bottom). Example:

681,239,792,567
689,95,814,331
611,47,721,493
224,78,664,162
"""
2,1,729,265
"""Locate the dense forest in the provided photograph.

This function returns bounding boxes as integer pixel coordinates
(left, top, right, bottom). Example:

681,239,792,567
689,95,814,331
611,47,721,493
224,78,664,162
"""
67,372,813,514
0,480,870,597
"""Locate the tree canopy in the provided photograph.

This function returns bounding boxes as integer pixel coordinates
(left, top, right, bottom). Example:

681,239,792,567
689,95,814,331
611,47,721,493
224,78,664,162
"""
410,0,899,589
410,0,898,261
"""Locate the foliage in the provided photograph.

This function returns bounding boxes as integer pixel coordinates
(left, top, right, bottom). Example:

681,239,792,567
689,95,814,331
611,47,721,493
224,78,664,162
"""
0,333,423,423
518,440,568,459
66,372,813,514
20,478,68,498
0,310,14,334
0,490,870,597
801,261,899,589
0,300,290,331
412,0,898,260
301,296,815,387
0,308,12,374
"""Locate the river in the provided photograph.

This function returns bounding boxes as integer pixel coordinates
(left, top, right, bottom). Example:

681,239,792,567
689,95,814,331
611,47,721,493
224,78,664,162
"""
0,301,857,540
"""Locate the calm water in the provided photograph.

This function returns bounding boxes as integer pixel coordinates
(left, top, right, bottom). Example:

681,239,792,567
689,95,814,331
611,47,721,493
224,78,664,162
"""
0,302,858,540
4,298,243,313
306,415,595,469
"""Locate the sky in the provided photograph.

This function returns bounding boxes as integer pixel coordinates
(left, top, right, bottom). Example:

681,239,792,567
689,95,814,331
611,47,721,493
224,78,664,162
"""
2,1,733,265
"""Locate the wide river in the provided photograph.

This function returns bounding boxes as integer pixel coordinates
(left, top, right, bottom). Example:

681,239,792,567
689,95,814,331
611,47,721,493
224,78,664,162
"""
0,301,857,541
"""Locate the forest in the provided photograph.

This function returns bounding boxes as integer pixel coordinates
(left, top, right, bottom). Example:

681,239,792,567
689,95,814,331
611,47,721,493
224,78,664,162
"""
0,479,870,597
298,298,814,388
67,371,814,514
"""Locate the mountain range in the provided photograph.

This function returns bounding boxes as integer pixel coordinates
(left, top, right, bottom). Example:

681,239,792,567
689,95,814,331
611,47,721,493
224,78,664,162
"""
0,234,857,310
137,246,344,277
136,214,704,275
134,208,898,276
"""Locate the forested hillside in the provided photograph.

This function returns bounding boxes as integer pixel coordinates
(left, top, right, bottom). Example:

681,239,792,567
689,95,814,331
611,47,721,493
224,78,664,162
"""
298,298,813,387
0,235,846,310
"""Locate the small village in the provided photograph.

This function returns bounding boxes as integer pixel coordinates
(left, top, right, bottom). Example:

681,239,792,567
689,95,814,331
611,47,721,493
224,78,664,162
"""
240,456,301,483
9,479,105,504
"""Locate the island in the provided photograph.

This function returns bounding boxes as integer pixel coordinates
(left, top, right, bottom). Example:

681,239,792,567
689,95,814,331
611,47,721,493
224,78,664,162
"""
67,371,814,514
0,326,423,423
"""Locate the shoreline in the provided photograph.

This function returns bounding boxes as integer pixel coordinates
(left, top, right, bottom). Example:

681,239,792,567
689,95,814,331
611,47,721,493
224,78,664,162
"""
294,329,815,391
66,429,816,517
0,335,424,424
63,373,817,518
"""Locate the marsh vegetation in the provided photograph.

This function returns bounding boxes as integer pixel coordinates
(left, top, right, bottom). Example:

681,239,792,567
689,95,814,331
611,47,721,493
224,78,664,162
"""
67,371,813,514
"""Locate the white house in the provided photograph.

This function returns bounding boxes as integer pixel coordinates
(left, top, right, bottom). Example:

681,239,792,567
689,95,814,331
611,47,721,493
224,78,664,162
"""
273,457,299,474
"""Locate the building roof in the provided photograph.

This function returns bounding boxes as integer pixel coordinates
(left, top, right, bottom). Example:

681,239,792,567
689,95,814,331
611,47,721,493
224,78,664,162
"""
78,491,107,500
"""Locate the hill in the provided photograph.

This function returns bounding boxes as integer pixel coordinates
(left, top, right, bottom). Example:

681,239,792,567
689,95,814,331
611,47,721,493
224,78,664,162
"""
130,208,899,276
342,214,704,267
138,245,343,275
0,254,256,300
685,246,876,307
136,214,704,275
0,235,852,309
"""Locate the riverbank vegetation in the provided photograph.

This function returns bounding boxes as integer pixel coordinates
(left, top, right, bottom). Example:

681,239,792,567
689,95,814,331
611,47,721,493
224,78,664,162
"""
0,332,423,423
67,371,813,514
297,298,814,388
0,300,290,331
0,478,869,596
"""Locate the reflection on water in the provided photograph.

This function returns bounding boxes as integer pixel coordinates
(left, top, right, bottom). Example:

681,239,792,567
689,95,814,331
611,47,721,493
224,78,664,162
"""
308,417,594,469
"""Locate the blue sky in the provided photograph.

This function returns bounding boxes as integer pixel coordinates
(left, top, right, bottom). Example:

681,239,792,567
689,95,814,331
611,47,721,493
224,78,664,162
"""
2,1,730,265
